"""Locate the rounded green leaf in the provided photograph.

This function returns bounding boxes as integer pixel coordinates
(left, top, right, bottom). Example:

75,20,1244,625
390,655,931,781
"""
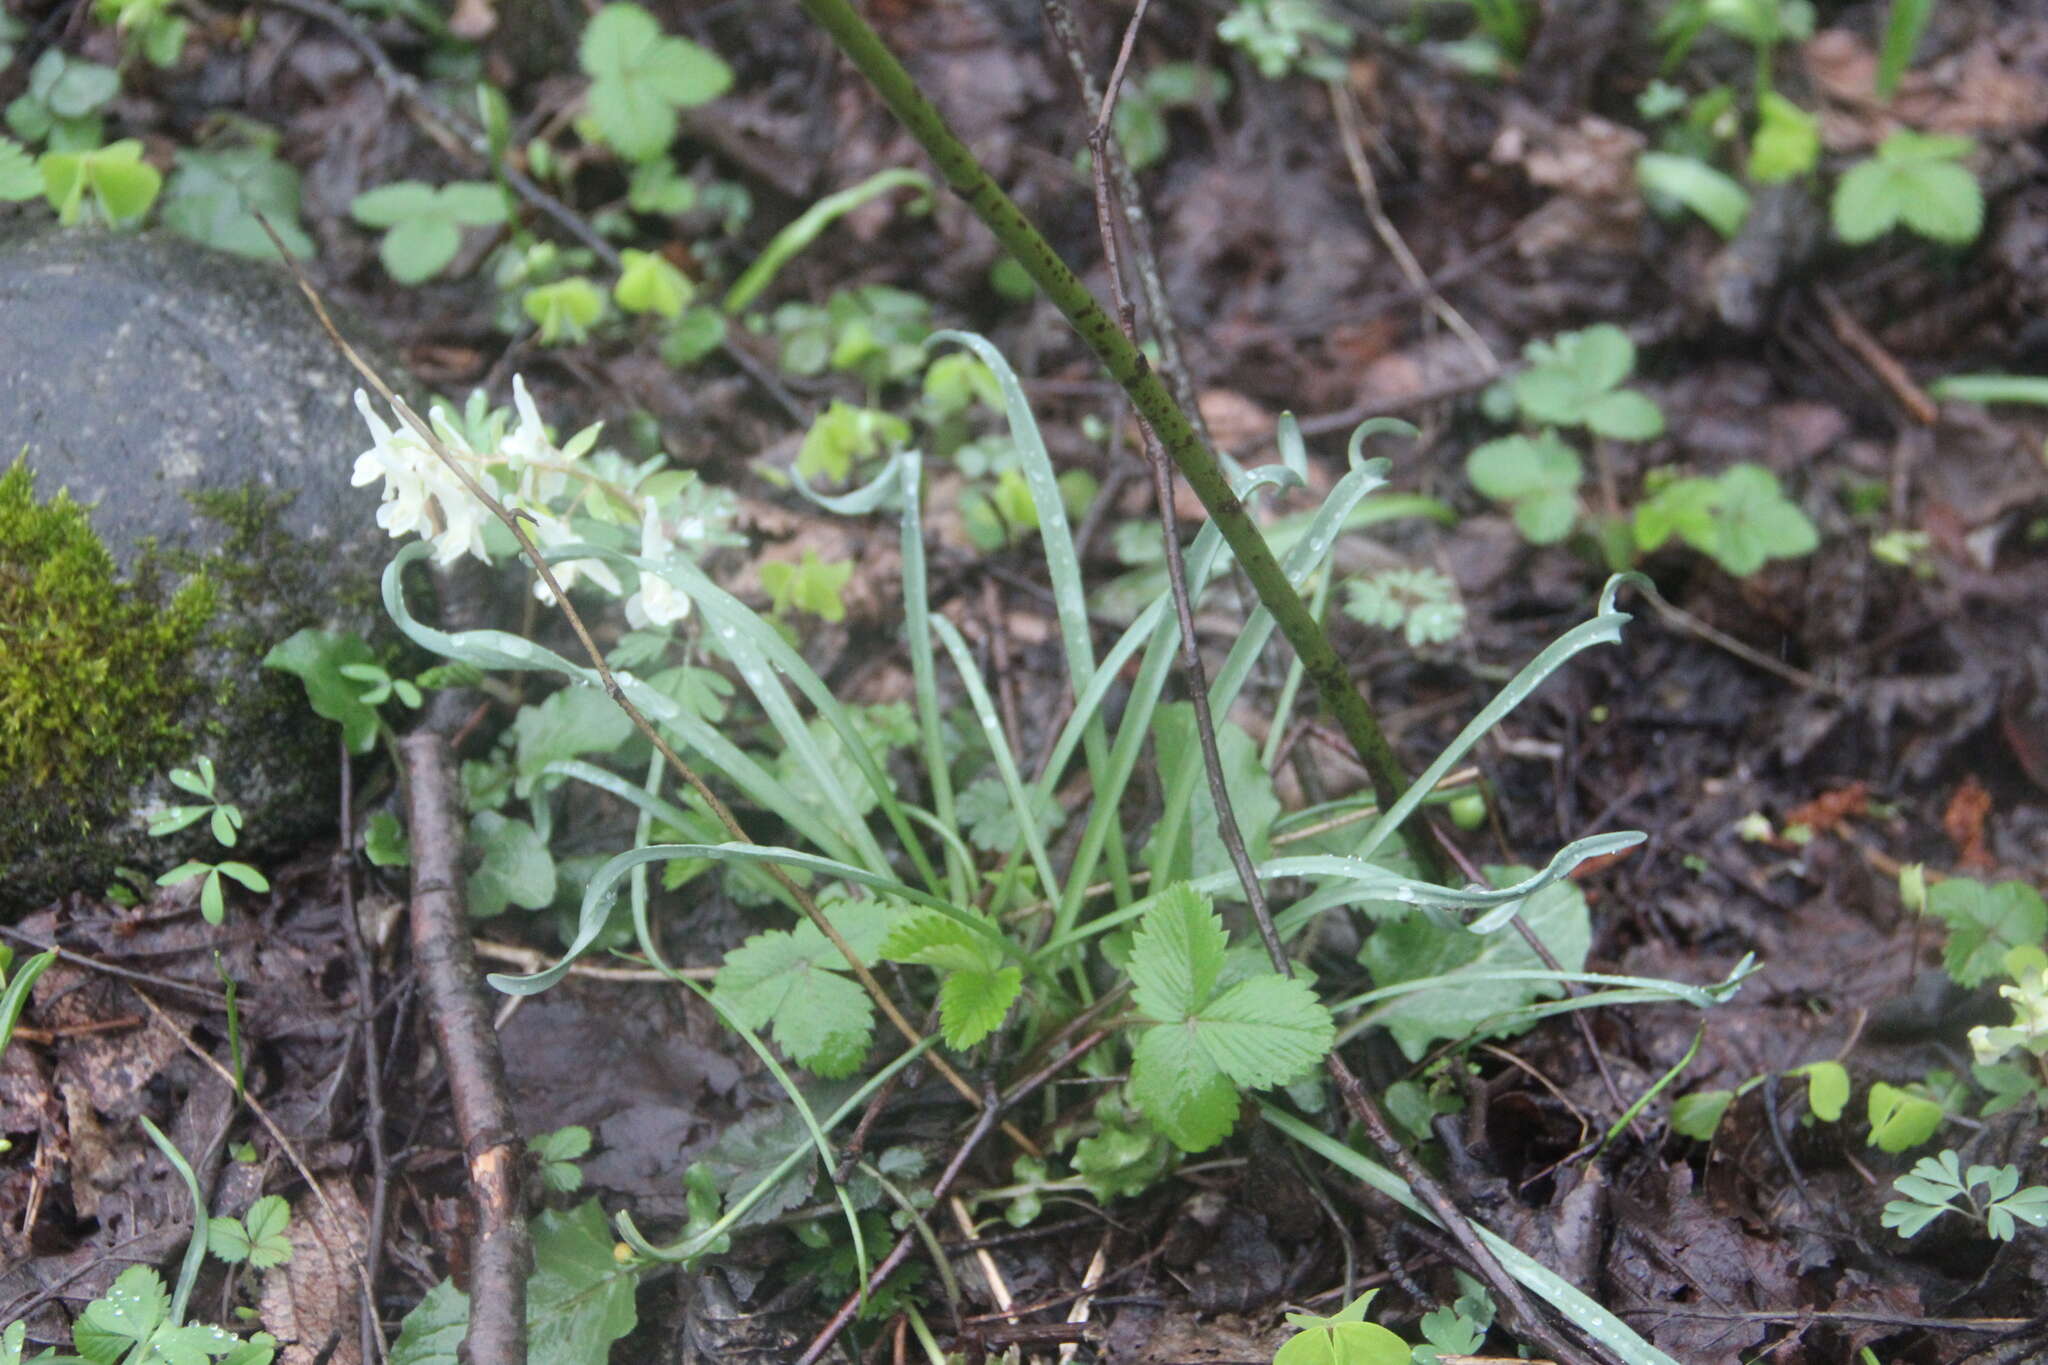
615,248,694,317
350,180,436,227
1639,151,1751,239
438,181,507,227
381,214,460,284
1584,389,1665,441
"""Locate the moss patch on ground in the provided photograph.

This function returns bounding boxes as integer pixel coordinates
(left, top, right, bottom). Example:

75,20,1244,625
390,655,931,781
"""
0,456,217,803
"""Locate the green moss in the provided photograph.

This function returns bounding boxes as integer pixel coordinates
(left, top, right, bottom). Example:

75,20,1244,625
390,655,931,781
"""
0,456,218,794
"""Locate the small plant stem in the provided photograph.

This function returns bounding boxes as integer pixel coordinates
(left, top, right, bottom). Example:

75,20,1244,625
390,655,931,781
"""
1070,28,1571,1362
1038,0,1210,449
261,221,1036,1158
793,0,1445,882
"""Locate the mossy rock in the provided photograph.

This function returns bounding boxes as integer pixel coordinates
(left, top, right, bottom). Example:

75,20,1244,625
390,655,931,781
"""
0,225,402,911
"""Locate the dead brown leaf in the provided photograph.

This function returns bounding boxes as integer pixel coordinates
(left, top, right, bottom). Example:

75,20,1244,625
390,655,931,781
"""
1943,774,1995,870
261,1182,369,1365
1784,782,1869,835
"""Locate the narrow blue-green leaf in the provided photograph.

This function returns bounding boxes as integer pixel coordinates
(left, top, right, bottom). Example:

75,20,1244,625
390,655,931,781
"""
138,1116,208,1324
724,169,931,314
1929,373,2048,407
0,949,54,1058
1354,575,1645,863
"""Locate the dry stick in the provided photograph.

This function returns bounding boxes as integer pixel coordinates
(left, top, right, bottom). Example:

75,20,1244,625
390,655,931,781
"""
1326,80,1499,380
793,0,1445,885
336,740,392,1365
402,733,530,1365
1038,0,1211,450
795,1028,1111,1365
1075,21,1579,1365
131,991,392,1362
255,219,1037,1159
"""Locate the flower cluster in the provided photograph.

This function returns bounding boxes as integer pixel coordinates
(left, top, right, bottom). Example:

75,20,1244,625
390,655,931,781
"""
350,377,737,629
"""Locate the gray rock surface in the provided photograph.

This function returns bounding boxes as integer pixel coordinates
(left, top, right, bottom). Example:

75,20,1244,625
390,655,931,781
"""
0,223,400,910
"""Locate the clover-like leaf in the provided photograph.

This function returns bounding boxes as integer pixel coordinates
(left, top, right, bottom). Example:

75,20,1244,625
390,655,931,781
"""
162,146,314,259
41,138,162,227
350,180,505,284
1833,130,1983,246
580,2,733,162
1466,430,1584,544
614,248,694,318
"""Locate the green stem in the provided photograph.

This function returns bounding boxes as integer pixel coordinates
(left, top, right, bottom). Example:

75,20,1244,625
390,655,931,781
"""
793,0,1445,882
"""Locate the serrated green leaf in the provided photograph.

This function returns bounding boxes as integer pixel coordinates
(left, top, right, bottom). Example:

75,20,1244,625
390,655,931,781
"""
1833,131,1983,246
1192,975,1334,1088
937,966,1021,1048
714,899,899,1076
80,1265,167,1353
1128,882,1229,1022
1128,1021,1242,1152
880,911,1002,974
1926,879,2047,987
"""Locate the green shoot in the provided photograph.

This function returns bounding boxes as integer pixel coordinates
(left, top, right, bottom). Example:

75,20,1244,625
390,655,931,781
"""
1633,463,1817,576
148,755,246,847
532,1125,594,1193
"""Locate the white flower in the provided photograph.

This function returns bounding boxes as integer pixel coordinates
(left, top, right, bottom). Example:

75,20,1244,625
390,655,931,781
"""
526,509,624,602
624,506,691,628
504,375,569,503
350,389,494,566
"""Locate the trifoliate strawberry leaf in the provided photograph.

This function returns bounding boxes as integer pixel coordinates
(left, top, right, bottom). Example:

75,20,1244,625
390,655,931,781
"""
1832,130,1982,246
1926,879,2048,987
882,912,1019,1048
579,2,732,162
208,1194,294,1269
881,911,1003,974
1125,884,1334,1151
350,180,503,284
714,898,901,1076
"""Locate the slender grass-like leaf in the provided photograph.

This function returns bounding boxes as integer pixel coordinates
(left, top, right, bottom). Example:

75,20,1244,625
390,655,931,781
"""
1354,575,1645,864
384,544,863,867
724,169,932,314
1329,958,1755,1016
1599,1026,1703,1153
1260,1104,1685,1365
489,840,1010,997
1928,373,2048,406
0,949,54,1059
138,1117,208,1324
929,615,1061,901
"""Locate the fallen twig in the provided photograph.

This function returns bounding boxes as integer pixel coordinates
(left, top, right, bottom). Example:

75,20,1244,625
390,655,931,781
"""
400,732,530,1365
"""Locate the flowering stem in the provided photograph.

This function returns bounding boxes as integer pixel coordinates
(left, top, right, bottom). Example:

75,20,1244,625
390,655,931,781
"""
791,0,1443,880
260,217,1039,1157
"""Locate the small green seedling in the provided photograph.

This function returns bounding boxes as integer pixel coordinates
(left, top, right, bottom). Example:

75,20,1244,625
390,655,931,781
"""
614,249,695,318
1106,63,1232,172
1217,0,1351,80
0,138,36,202
1633,463,1817,576
1511,325,1665,440
148,756,246,847
156,857,269,927
712,894,902,1078
578,1,732,162
1882,1150,2048,1241
1865,1080,1944,1153
1832,130,1983,246
1748,91,1819,182
1,945,57,1062
531,1125,594,1193
208,1195,295,1270
1343,566,1467,646
350,180,506,284
53,1264,277,1365
41,139,162,227
524,276,606,344
759,550,855,624
1271,1289,1411,1365
1466,429,1583,544
6,49,118,149
797,400,910,484
1671,1059,1849,1141
1968,948,2048,1070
